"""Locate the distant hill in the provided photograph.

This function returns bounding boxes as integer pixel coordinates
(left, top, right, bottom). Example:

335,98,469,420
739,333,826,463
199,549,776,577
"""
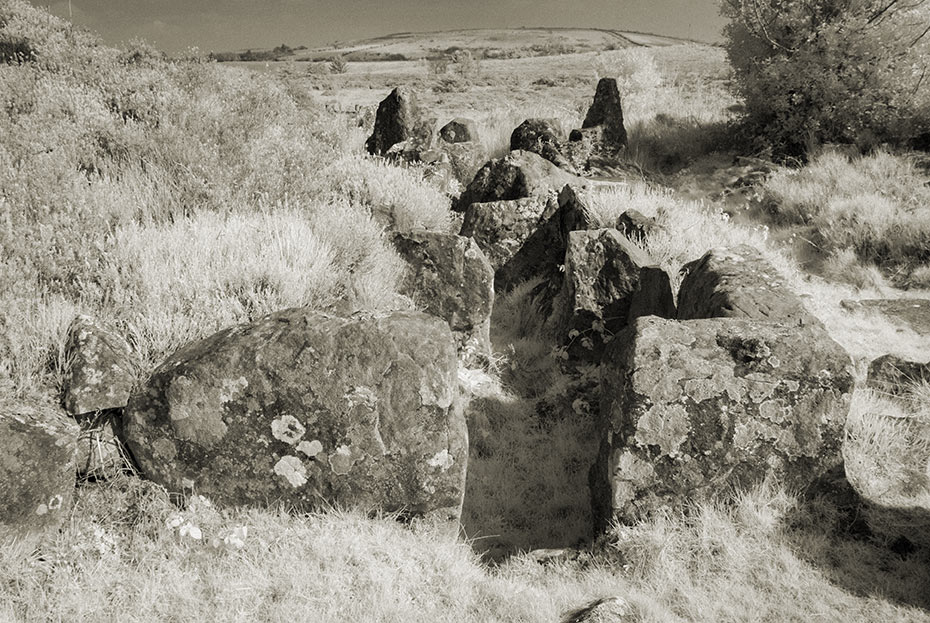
213,27,698,63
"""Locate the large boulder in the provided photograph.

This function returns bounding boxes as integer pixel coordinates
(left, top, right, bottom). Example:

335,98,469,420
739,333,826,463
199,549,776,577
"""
365,86,433,157
578,77,627,149
1,405,79,546
510,118,576,173
866,354,930,396
592,316,854,530
677,245,819,326
460,195,560,292
392,231,494,365
552,228,674,361
122,309,467,526
61,314,135,417
452,150,584,212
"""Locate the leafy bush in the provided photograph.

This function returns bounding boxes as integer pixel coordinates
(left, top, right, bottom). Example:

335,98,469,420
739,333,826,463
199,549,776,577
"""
329,54,348,74
721,0,930,156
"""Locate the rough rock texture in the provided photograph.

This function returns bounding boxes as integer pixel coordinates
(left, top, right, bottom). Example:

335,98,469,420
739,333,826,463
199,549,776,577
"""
365,86,432,157
840,298,930,336
616,209,658,241
439,117,478,143
61,314,135,416
122,310,467,525
460,195,560,292
677,245,819,326
579,77,628,149
562,597,637,623
437,141,487,186
553,228,674,361
592,316,854,530
866,354,930,396
1,405,79,545
392,231,494,365
510,118,576,173
452,150,584,212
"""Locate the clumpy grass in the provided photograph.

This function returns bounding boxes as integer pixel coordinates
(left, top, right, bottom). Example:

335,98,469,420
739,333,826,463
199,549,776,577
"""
762,149,930,284
4,472,928,622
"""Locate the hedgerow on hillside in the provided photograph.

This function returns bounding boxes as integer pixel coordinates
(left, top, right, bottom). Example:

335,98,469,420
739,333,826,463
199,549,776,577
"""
721,0,930,156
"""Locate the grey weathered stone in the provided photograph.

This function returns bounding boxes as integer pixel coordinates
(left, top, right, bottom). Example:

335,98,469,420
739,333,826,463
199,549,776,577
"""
61,314,135,416
122,309,467,526
677,245,819,326
510,118,576,173
439,117,478,144
460,195,560,292
365,86,433,156
553,228,674,362
1,405,78,546
866,354,930,396
592,316,854,530
392,231,494,365
452,150,585,212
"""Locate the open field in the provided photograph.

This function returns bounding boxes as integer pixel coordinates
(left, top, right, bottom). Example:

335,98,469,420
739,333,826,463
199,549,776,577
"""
1,1,930,620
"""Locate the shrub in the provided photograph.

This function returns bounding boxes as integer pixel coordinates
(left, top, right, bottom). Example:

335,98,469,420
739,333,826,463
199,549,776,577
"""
329,54,348,74
721,0,930,156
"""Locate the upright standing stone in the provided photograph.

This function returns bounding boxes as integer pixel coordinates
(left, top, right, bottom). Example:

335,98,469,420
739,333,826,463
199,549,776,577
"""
365,86,432,157
580,77,627,149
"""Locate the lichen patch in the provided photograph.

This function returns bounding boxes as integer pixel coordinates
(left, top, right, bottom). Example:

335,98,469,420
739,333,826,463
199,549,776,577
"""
273,456,308,488
298,439,324,458
329,445,357,475
427,449,455,471
634,404,690,457
271,415,306,444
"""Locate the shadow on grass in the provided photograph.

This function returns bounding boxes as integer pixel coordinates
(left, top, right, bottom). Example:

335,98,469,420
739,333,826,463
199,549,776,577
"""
790,464,930,611
626,114,740,176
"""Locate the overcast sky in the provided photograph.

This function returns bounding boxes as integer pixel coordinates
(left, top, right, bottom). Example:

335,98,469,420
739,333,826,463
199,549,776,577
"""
45,0,726,53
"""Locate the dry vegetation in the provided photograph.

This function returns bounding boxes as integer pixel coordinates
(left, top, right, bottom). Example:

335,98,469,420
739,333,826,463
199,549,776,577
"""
1,1,930,621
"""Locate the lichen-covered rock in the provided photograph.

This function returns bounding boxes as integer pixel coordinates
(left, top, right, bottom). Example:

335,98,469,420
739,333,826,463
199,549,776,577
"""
439,117,478,143
459,195,560,292
365,86,433,157
510,118,576,173
61,314,135,416
579,77,627,150
553,228,674,361
452,150,584,212
1,405,78,546
592,316,854,530
677,245,819,326
438,140,487,185
122,310,467,526
866,354,930,396
393,231,494,365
